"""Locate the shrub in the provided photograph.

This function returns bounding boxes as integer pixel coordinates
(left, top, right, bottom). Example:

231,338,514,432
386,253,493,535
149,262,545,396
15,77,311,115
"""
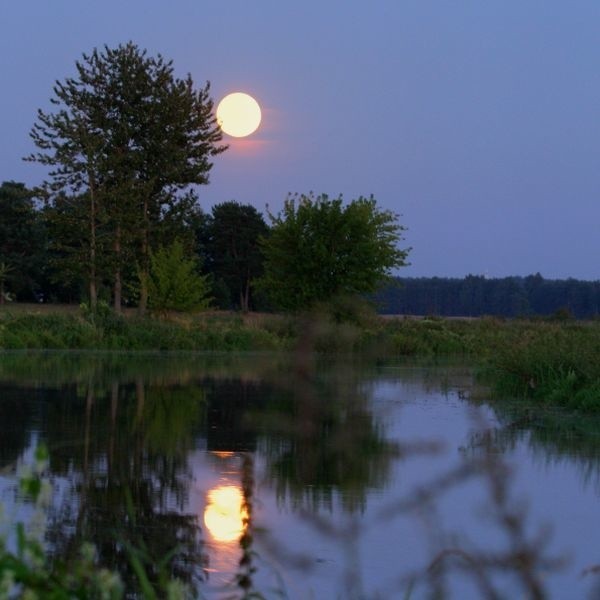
147,240,212,314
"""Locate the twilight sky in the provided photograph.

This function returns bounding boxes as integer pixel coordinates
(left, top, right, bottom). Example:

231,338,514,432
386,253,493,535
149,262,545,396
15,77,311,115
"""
1,1,599,279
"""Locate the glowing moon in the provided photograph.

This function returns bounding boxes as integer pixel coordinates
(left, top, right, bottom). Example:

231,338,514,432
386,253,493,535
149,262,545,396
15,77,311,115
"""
216,92,261,138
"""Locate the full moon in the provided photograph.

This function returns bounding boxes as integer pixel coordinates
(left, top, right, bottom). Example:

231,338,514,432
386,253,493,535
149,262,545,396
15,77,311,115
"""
216,92,261,138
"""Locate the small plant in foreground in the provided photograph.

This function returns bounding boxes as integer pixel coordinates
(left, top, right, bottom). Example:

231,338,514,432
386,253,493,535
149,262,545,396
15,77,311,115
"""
0,445,122,598
0,446,197,599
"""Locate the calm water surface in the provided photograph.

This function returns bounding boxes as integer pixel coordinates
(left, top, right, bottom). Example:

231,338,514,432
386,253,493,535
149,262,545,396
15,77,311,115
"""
0,351,599,599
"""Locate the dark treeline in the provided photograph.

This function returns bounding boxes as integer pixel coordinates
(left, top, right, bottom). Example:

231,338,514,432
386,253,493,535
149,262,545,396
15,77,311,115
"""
10,43,407,317
0,180,268,311
5,178,599,319
375,274,600,319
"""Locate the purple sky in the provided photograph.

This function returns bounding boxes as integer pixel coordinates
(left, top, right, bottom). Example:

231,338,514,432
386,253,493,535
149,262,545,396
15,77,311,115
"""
1,1,599,279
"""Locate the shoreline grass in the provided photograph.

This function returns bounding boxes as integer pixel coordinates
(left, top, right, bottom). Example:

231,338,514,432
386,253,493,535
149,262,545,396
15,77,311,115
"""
1,304,600,411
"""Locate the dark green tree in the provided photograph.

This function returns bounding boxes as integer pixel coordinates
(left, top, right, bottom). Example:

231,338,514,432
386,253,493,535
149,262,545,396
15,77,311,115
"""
258,193,410,311
41,192,111,304
206,201,269,312
0,181,47,302
0,262,13,304
27,42,226,312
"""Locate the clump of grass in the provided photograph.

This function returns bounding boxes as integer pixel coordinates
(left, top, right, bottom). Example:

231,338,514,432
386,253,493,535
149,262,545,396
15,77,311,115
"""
0,309,288,352
0,313,100,349
478,322,600,411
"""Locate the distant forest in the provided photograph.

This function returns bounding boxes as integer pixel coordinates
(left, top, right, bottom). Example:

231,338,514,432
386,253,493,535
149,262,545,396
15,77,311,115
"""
374,274,600,319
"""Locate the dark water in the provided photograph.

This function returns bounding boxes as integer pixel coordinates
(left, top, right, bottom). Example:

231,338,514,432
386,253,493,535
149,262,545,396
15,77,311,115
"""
0,351,600,599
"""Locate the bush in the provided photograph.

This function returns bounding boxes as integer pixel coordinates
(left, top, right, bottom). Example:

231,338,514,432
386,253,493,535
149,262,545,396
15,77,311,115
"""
147,240,212,313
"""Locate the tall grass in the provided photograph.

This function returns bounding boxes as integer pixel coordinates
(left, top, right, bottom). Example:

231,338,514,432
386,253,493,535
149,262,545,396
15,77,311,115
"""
477,321,600,411
0,310,288,352
2,305,600,411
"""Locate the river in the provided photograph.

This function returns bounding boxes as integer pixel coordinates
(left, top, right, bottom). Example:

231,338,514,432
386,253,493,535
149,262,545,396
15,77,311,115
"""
0,351,598,599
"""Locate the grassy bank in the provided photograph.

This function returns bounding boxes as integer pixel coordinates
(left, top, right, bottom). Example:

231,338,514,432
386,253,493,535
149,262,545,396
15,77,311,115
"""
475,321,600,411
1,304,599,410
0,304,520,355
381,316,600,411
0,307,292,352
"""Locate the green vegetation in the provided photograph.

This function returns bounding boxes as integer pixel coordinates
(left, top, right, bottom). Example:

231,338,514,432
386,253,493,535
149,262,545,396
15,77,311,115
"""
1,305,599,411
26,42,226,313
0,309,288,352
203,201,269,311
0,444,196,599
0,182,45,303
147,240,212,314
258,193,410,311
0,445,123,598
0,261,14,305
477,321,600,411
378,317,600,412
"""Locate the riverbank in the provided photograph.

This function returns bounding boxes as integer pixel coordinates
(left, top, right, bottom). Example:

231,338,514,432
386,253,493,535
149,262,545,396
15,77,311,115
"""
1,304,599,410
0,303,521,355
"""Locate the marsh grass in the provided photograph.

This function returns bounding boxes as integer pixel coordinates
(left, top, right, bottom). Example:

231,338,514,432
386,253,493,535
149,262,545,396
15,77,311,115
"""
1,304,600,410
0,309,288,352
476,321,600,411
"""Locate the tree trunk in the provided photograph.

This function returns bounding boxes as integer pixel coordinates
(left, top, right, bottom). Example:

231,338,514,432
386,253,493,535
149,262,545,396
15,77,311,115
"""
113,223,122,313
135,378,145,423
138,273,148,315
114,270,122,313
89,277,97,311
138,197,150,315
108,382,119,472
84,386,94,477
88,174,98,311
241,276,250,313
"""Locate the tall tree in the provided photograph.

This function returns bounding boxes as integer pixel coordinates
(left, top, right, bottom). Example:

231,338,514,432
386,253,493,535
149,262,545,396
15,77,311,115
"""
27,42,226,312
206,201,269,312
259,193,410,311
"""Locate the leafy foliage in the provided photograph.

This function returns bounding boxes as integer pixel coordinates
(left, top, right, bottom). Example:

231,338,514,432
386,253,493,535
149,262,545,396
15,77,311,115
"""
0,442,202,598
259,193,410,311
0,261,14,304
205,201,269,311
26,42,226,311
147,239,212,313
0,444,124,598
0,182,46,301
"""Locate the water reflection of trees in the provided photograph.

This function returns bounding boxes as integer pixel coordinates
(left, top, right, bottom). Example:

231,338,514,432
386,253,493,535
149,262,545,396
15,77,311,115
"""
3,352,599,596
0,350,287,388
198,367,400,512
0,385,40,468
0,353,404,596
252,370,399,513
472,402,600,492
41,381,207,594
